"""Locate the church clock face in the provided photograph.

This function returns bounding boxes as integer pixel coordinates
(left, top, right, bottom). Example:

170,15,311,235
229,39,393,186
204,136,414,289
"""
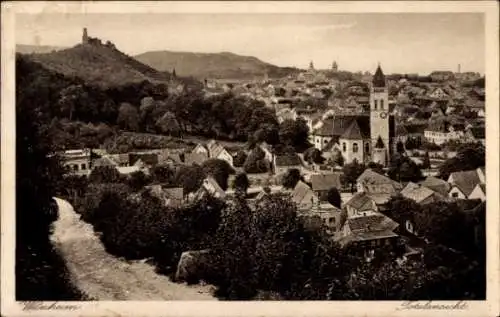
379,112,388,119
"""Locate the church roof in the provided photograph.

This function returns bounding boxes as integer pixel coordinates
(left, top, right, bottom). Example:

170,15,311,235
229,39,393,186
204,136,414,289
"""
341,121,364,140
372,65,386,88
375,136,385,148
313,114,395,140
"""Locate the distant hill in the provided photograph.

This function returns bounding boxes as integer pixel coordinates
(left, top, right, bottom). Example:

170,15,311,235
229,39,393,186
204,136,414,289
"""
135,50,302,80
16,44,67,54
23,42,199,89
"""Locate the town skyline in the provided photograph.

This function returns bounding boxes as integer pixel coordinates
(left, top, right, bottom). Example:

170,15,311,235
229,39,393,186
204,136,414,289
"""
16,13,485,75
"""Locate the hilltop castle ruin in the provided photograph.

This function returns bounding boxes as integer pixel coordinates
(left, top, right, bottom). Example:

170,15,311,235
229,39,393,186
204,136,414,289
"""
81,28,116,49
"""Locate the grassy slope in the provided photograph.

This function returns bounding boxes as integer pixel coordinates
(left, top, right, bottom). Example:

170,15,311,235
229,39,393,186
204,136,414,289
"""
26,44,173,88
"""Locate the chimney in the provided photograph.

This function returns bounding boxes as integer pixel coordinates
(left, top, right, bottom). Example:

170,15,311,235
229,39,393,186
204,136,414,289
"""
458,64,461,74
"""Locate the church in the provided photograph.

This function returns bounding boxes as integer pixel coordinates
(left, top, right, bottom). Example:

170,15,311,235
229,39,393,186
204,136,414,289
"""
311,65,396,167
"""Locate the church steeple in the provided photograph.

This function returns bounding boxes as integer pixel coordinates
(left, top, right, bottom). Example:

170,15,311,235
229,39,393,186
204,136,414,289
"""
309,60,315,71
372,64,386,88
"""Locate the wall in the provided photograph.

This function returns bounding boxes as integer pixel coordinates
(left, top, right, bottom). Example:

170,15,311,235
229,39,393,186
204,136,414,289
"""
339,138,365,164
448,186,466,199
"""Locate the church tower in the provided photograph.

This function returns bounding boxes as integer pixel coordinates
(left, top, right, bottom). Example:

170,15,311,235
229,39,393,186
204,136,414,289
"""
369,64,390,166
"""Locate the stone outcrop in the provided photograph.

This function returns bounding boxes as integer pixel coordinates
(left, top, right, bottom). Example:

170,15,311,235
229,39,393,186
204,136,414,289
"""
175,250,212,284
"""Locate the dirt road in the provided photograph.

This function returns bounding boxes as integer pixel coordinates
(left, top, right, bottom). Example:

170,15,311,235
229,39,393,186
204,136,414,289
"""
50,197,216,300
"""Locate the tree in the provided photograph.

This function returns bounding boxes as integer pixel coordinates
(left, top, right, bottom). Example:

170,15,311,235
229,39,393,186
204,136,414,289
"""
278,118,310,152
331,149,344,167
127,171,151,191
342,160,366,192
16,66,84,300
388,155,424,183
438,143,485,179
281,168,302,189
117,102,140,132
201,159,235,191
88,166,123,184
151,165,175,184
303,147,325,164
384,195,422,235
367,162,385,175
243,147,269,174
326,187,341,208
396,140,405,154
233,173,250,196
233,150,248,168
422,151,431,169
211,199,258,299
174,165,205,195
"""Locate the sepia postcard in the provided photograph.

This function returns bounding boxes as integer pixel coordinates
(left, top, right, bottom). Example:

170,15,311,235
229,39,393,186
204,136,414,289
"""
1,1,499,317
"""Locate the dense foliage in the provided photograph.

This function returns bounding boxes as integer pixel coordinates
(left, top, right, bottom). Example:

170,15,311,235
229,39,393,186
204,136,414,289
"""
438,143,485,179
16,64,85,299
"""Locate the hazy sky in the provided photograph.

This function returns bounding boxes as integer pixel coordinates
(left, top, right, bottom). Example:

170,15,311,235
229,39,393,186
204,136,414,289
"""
16,13,485,74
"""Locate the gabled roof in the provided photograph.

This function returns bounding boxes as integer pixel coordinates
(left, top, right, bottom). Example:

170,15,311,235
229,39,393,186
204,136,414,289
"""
93,156,118,168
340,121,364,140
185,152,208,165
291,181,313,205
401,185,443,204
345,192,375,211
357,169,395,186
129,153,158,166
419,176,451,196
313,115,373,139
310,173,342,192
347,213,399,232
372,65,386,88
449,170,482,197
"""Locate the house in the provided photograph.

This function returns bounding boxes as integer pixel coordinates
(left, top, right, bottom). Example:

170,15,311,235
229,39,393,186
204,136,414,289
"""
468,183,486,201
185,152,208,166
129,153,159,168
259,142,274,163
192,143,209,156
298,201,344,235
310,172,342,202
447,168,485,199
418,176,451,196
61,148,92,175
273,153,302,175
147,185,184,208
356,169,402,194
92,156,119,169
206,140,234,167
427,87,450,100
107,153,130,167
424,120,464,145
400,182,445,205
193,176,226,200
337,192,399,250
465,126,485,145
290,181,318,211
